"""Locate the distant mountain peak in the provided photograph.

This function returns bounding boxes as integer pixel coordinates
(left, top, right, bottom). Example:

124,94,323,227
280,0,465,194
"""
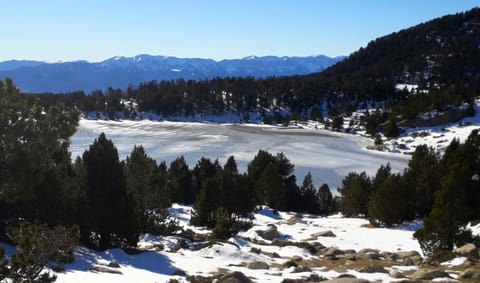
0,54,345,93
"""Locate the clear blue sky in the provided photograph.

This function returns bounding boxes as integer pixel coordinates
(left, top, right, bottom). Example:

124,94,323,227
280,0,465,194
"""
1,0,478,62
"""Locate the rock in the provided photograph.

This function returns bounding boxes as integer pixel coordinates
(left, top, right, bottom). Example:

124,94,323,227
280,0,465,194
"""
343,249,356,255
459,268,480,279
91,265,123,274
410,269,452,280
410,255,423,265
292,255,303,262
394,250,421,259
454,243,478,258
322,278,370,283
389,270,406,278
357,265,388,273
358,248,379,255
323,247,345,259
107,260,120,268
311,230,336,237
292,265,309,273
337,274,356,278
247,261,269,270
380,251,395,260
357,252,382,260
218,271,253,283
172,269,187,276
272,252,280,258
256,224,279,241
402,257,415,266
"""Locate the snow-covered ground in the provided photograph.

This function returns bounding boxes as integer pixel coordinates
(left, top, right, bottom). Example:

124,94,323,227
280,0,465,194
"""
71,119,409,189
52,205,426,283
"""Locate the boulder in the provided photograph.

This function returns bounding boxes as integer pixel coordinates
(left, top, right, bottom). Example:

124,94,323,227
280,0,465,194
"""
394,250,421,259
459,268,480,279
454,243,478,258
311,230,336,237
357,265,388,273
410,269,452,280
389,270,406,278
91,265,123,274
218,271,253,283
410,255,423,265
322,278,370,283
402,257,415,266
358,248,379,255
323,247,345,260
256,224,279,241
172,269,187,276
247,261,269,270
107,260,120,268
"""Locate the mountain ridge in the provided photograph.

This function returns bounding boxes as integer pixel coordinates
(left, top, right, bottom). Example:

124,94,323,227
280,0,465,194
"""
0,54,345,93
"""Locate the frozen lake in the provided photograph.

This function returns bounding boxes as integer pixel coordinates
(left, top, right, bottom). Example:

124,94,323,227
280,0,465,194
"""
70,119,410,189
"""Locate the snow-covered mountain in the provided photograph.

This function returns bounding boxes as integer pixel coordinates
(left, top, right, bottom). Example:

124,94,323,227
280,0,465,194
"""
0,54,344,93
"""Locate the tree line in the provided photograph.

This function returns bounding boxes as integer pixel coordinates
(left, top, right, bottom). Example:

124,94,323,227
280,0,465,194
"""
338,131,480,257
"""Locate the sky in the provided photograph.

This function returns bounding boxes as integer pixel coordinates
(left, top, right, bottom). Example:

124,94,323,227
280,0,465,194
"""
1,0,478,62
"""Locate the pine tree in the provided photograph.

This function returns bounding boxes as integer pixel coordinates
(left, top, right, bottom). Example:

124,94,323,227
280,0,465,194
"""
82,133,141,250
403,145,440,217
316,184,333,216
167,156,194,204
338,172,372,217
368,174,412,226
124,145,171,233
299,173,318,213
6,221,79,282
414,164,473,256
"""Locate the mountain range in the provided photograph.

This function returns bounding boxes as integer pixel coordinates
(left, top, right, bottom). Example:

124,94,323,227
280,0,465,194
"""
0,54,344,93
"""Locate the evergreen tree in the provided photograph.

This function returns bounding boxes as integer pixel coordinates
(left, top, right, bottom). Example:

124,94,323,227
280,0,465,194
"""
403,145,440,217
192,157,222,202
338,172,372,217
82,133,141,250
167,156,194,204
191,177,222,227
316,183,333,216
414,164,473,256
368,174,413,226
256,164,287,210
6,221,79,282
298,172,318,213
124,145,171,233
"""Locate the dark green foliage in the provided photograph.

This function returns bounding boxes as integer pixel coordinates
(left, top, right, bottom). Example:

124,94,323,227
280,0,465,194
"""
212,207,236,240
191,177,223,227
368,174,413,227
316,184,333,215
403,145,440,217
6,221,79,282
384,119,400,138
331,116,344,131
256,164,288,210
298,173,319,214
248,150,297,211
167,156,194,204
368,163,414,226
0,79,81,239
82,133,141,250
124,146,172,234
338,172,372,217
414,163,474,256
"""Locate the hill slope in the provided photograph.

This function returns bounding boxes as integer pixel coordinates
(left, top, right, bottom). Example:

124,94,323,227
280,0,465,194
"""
308,7,480,100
